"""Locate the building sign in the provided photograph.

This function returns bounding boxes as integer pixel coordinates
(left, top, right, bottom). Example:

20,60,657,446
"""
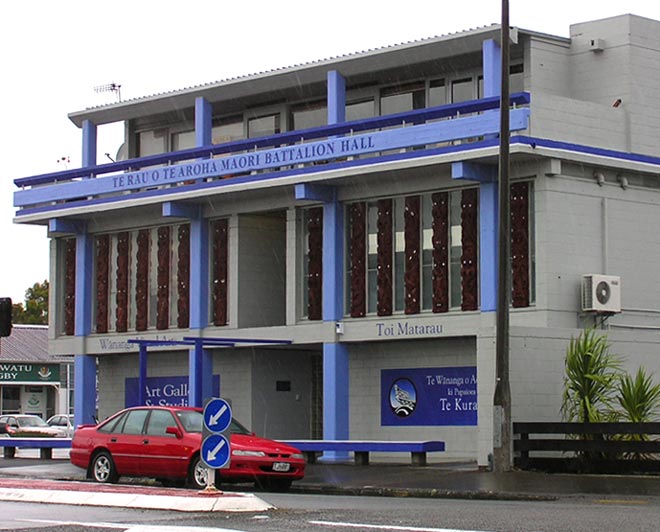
376,321,443,338
125,375,220,407
381,366,477,426
15,108,530,207
0,363,60,383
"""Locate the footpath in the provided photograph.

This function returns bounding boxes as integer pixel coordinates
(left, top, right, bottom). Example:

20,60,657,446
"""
1,450,660,512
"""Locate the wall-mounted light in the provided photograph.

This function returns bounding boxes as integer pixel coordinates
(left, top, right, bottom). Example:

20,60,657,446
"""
594,171,606,186
617,174,629,190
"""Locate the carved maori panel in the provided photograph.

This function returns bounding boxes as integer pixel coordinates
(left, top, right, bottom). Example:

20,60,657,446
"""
135,229,150,331
431,192,449,313
95,234,110,334
212,219,228,326
404,196,421,314
64,239,76,336
177,224,190,328
349,202,366,318
307,207,323,321
511,181,530,308
461,188,479,311
156,226,170,330
115,232,129,333
377,199,393,316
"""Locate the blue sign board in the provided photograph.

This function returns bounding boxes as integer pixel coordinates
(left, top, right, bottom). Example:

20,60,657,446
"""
203,398,232,433
381,366,477,426
125,375,220,407
201,433,231,469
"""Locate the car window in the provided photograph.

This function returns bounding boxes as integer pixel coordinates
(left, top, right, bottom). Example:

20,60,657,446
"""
121,410,149,435
98,411,128,433
145,410,176,437
175,410,203,433
229,419,251,435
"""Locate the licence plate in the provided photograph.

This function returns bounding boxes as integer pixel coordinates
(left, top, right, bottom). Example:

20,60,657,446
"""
273,462,290,472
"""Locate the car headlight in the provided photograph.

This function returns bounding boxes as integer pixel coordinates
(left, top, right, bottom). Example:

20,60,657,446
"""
291,453,304,459
232,449,266,457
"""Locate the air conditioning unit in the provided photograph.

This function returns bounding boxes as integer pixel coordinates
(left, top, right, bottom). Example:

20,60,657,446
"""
581,274,621,313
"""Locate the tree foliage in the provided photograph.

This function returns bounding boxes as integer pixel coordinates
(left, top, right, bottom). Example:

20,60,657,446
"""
11,280,49,325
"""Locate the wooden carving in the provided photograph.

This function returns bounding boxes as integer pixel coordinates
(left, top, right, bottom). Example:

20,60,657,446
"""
431,192,449,313
156,226,170,330
461,188,479,311
135,229,150,331
212,219,228,326
95,234,110,334
349,202,366,317
307,207,323,321
115,232,129,332
404,196,421,314
177,224,190,328
64,239,76,336
511,182,530,307
377,199,393,316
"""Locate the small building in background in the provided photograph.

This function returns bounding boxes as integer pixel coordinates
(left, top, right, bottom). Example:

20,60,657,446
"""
0,324,73,419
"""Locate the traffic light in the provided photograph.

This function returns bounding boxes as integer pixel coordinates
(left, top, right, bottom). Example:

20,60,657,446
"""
0,298,12,337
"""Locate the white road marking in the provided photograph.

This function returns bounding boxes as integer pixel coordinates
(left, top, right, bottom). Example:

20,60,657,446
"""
308,521,494,532
20,520,247,532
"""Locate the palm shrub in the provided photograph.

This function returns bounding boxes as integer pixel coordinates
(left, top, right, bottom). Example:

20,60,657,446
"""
614,368,660,459
561,329,623,424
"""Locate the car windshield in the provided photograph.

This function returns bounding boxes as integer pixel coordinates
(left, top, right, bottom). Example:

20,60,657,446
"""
174,409,252,435
18,417,48,428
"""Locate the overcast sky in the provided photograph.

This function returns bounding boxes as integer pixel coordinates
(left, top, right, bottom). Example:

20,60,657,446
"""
2,1,660,305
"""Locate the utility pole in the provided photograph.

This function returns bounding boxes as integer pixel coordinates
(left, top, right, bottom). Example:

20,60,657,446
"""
493,0,512,472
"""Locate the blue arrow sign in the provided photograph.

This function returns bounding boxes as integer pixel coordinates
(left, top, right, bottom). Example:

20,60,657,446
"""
203,398,232,433
201,434,231,469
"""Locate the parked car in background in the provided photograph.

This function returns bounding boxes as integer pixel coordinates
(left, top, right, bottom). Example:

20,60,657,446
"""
47,414,75,437
0,414,64,438
69,405,305,491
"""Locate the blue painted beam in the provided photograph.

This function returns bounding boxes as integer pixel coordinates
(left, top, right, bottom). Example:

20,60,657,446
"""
15,93,531,188
451,161,497,182
48,218,84,236
162,201,202,219
295,183,336,202
482,39,501,98
321,343,349,461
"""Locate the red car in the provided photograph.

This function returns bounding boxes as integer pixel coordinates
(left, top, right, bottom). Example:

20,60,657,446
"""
70,406,305,491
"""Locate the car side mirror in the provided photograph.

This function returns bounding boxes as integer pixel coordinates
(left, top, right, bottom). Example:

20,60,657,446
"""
166,426,182,438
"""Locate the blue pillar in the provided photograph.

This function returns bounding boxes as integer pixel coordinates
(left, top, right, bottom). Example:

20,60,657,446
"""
82,120,97,168
482,39,502,98
195,97,212,147
73,229,97,426
138,344,148,406
189,341,213,407
186,98,214,406
327,70,346,124
323,70,349,459
452,162,498,312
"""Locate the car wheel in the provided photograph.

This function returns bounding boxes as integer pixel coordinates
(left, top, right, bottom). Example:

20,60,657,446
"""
91,451,118,483
188,455,209,489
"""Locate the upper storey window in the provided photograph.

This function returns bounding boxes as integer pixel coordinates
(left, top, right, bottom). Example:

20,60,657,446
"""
248,114,281,138
213,117,244,144
138,129,167,157
380,82,425,115
291,101,327,130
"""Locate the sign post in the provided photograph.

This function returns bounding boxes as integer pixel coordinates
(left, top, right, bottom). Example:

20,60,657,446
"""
201,398,232,492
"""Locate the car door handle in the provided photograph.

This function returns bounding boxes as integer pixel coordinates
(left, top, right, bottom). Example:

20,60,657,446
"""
143,439,149,444
110,438,117,443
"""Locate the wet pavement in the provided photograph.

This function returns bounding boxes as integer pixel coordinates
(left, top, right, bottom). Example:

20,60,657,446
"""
1,449,660,507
